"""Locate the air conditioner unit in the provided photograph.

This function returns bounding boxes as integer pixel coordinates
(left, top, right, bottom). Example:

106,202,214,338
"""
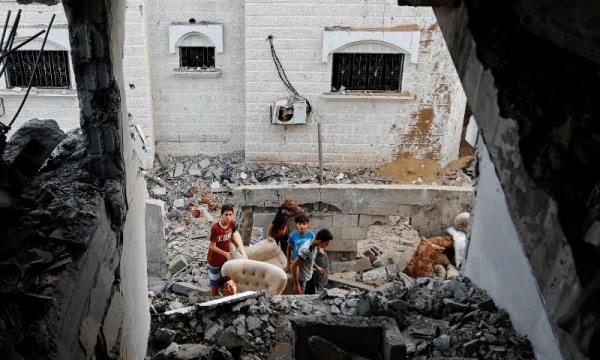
270,96,307,125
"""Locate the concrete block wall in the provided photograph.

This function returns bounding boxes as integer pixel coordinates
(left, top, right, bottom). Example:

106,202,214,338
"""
143,0,246,155
244,0,466,166
145,198,167,277
234,184,473,256
0,1,80,138
464,136,563,360
124,0,155,167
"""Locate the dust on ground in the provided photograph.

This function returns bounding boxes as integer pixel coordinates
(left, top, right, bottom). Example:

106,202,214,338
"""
377,154,474,186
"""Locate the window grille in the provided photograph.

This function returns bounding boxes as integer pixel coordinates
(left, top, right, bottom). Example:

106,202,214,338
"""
5,50,71,88
331,53,404,92
179,46,215,68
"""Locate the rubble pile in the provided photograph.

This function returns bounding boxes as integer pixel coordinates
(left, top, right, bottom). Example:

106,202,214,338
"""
147,277,534,359
144,153,472,294
0,125,109,357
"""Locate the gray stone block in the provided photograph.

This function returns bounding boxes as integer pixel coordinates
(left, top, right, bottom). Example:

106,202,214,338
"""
362,267,388,285
146,199,167,277
168,255,188,275
354,257,372,272
171,282,203,296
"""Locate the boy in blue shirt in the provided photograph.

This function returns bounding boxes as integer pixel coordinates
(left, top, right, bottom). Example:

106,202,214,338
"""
286,213,315,270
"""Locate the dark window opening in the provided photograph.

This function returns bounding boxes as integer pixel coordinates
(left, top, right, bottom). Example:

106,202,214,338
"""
331,53,404,92
5,50,71,88
179,46,215,69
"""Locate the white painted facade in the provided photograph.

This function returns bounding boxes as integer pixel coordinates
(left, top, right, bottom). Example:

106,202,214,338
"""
2,0,466,168
140,0,466,166
0,1,79,138
143,0,246,156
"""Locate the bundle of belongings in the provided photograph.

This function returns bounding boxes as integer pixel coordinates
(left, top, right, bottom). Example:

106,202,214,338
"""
403,212,469,280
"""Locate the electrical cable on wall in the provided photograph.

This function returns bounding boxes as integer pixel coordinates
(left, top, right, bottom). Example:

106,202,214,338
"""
267,35,312,116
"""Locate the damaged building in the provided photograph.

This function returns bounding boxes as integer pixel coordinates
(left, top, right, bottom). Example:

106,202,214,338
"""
0,0,598,359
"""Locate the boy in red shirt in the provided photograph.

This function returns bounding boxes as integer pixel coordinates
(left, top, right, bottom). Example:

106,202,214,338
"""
207,204,241,295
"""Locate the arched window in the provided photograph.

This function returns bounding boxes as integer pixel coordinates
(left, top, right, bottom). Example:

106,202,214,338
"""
4,36,71,89
177,33,215,69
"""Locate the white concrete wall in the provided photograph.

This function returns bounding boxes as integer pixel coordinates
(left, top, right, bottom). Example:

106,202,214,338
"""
124,0,155,168
464,136,563,360
244,0,466,166
143,0,246,156
0,1,80,138
115,0,152,356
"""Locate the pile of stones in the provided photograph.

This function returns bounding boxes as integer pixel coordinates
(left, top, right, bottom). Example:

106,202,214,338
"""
147,276,534,360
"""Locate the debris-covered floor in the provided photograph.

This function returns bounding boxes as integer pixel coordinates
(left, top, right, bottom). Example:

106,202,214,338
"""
143,153,534,359
148,278,534,360
144,152,473,295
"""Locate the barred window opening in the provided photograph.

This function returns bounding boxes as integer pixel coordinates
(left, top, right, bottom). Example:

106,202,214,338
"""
332,53,404,92
6,50,71,88
179,46,215,68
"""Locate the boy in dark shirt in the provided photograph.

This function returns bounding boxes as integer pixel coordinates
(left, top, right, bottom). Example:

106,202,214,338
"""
291,229,333,295
266,198,299,254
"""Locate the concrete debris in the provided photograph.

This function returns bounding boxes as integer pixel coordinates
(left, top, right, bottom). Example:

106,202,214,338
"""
171,282,203,296
147,276,533,359
168,255,188,275
362,267,388,285
154,328,177,350
188,163,202,176
204,323,224,342
173,163,185,178
353,257,372,272
199,158,211,169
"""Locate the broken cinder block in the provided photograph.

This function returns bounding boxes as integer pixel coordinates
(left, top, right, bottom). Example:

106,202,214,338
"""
363,245,383,263
168,255,188,275
354,257,372,273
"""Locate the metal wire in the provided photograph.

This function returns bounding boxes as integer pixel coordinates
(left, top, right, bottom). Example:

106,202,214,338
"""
8,14,56,128
267,35,312,116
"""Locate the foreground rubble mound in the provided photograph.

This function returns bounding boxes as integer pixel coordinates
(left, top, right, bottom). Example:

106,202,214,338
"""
148,276,534,360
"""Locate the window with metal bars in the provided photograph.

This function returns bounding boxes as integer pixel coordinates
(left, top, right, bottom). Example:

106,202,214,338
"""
5,50,71,88
179,46,215,69
331,53,404,92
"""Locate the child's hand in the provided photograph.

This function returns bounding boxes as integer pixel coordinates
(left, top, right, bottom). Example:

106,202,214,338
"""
224,252,232,260
314,265,325,275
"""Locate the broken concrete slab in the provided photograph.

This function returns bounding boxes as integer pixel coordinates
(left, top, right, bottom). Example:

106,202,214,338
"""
168,255,188,275
328,275,376,292
164,306,195,316
199,158,211,169
362,267,388,285
146,199,167,277
170,282,204,296
197,291,258,310
173,163,184,177
3,118,66,164
175,343,213,360
204,323,224,342
354,257,372,272
188,163,202,176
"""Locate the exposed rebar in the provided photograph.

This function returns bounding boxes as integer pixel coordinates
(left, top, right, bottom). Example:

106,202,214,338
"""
8,14,55,129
